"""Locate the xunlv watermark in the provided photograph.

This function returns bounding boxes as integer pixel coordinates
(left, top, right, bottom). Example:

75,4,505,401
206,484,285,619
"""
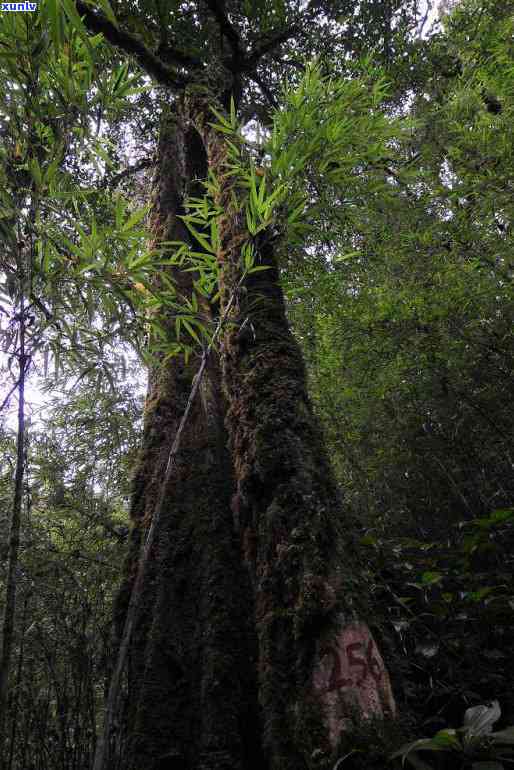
1,2,37,10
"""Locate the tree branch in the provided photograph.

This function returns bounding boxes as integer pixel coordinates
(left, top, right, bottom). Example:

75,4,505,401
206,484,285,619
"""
100,157,155,189
75,1,190,89
247,72,278,111
0,378,19,414
242,25,298,71
241,0,323,73
204,0,243,60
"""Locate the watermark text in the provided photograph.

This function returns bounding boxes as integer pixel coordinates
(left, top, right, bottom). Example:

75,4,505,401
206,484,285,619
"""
1,2,37,11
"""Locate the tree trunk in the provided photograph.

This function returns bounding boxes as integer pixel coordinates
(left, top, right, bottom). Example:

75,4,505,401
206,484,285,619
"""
7,595,27,770
113,96,396,770
0,291,27,770
190,97,396,767
113,108,261,770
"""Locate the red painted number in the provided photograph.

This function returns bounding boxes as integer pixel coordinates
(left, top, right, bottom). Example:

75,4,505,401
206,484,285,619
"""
322,639,382,693
322,647,353,692
347,639,382,684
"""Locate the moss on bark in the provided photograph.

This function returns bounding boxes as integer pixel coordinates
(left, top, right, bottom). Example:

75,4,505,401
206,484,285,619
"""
188,98,376,768
113,96,394,770
222,247,347,767
114,108,261,770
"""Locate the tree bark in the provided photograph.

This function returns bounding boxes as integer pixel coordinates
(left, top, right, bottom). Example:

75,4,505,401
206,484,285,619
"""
0,290,27,770
113,108,261,770
68,6,398,764
6,595,27,770
112,96,395,770
190,97,396,767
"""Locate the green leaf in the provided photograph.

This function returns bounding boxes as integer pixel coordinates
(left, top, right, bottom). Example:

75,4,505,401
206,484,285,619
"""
79,262,99,274
246,206,257,236
46,0,63,51
431,729,461,750
97,0,118,27
249,169,259,214
467,587,496,602
127,252,152,270
391,737,453,763
29,158,43,187
62,0,93,59
489,508,514,525
183,220,215,254
287,201,305,224
334,251,361,262
112,63,128,95
420,571,444,585
209,122,235,136
123,206,149,231
182,318,201,345
210,106,232,129
258,171,267,208
263,182,286,212
209,217,219,254
229,95,237,130
242,243,254,271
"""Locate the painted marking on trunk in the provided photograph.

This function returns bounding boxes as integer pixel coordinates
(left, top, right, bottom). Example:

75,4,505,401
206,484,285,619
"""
312,621,396,747
322,638,383,692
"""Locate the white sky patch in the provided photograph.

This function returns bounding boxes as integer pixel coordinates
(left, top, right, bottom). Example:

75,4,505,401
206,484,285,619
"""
0,376,48,432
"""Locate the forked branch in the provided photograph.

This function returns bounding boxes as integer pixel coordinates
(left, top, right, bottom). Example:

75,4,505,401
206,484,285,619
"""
75,1,192,89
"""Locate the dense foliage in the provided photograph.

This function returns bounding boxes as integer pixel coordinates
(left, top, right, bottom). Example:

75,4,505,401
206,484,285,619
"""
0,0,512,768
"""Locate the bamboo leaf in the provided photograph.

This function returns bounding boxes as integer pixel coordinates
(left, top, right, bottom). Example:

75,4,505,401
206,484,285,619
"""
97,0,118,28
183,221,215,254
182,317,201,345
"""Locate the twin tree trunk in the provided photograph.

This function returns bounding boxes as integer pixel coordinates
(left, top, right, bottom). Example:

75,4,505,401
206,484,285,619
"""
117,99,395,770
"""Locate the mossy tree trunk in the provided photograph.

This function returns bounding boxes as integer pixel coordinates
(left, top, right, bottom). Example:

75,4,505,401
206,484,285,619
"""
115,96,395,770
116,109,261,770
189,100,396,768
